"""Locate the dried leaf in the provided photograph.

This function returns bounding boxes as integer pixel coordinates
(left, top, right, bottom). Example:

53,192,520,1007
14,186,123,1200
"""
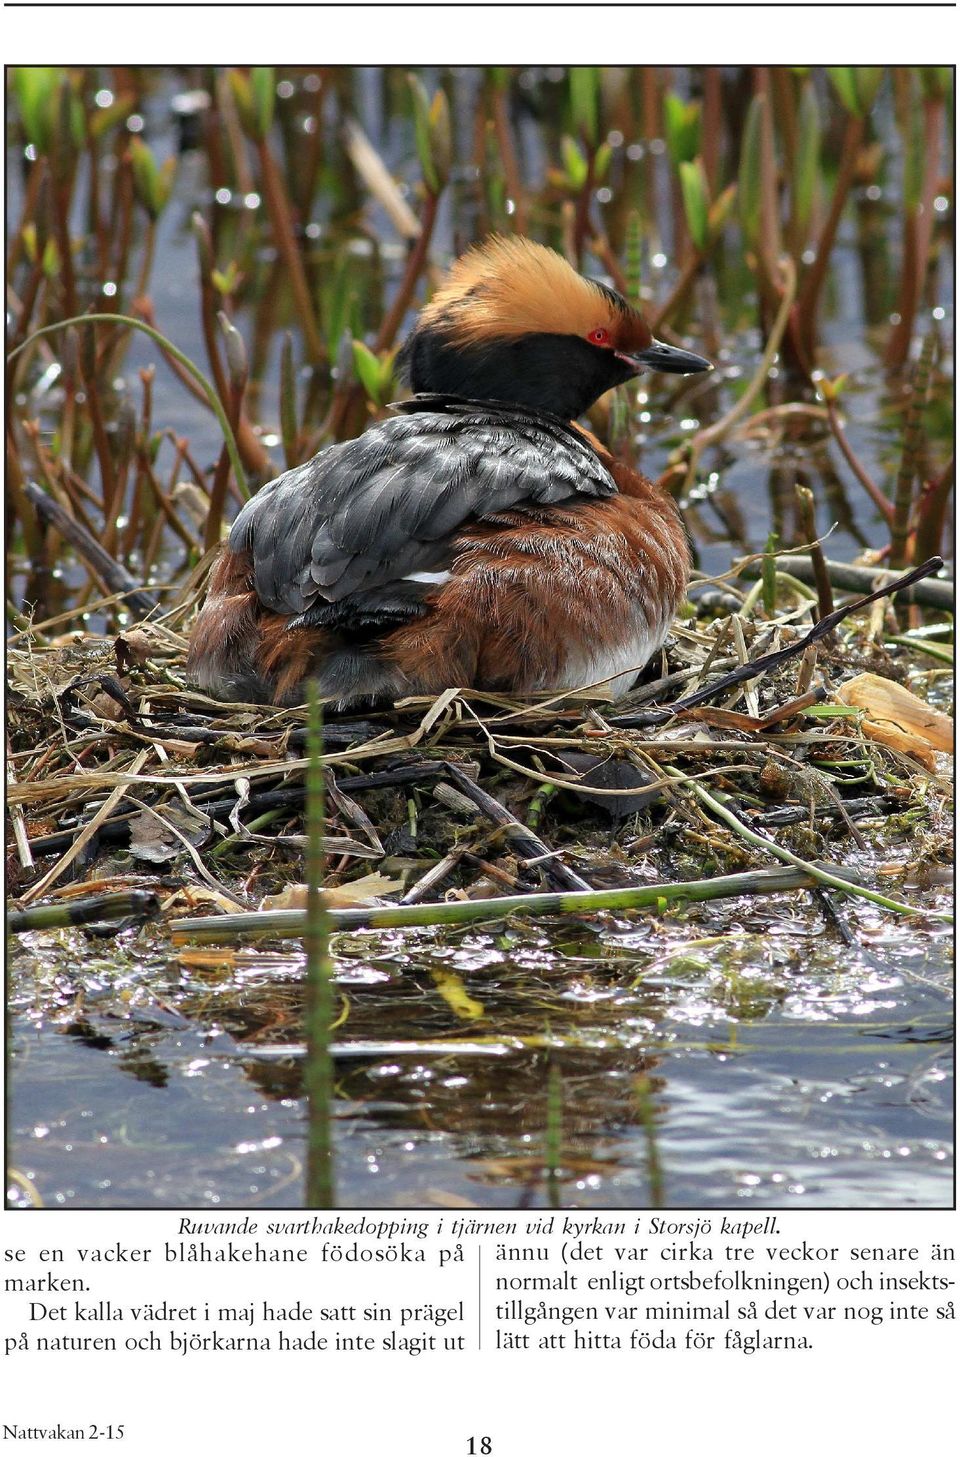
129,803,211,863
835,672,953,768
260,872,403,912
114,629,153,669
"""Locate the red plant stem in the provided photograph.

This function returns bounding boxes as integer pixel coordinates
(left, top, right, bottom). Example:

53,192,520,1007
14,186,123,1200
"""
589,231,630,297
51,178,79,320
912,454,955,566
890,333,934,567
572,152,596,269
256,137,326,366
374,189,439,353
6,157,46,276
205,380,244,553
651,251,702,333
755,68,781,278
491,86,527,234
77,338,120,552
796,113,864,356
825,397,894,523
885,96,944,370
701,69,722,195
795,483,835,622
138,453,201,551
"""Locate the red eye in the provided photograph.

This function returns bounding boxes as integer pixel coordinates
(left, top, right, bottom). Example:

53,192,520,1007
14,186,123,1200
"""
588,327,610,346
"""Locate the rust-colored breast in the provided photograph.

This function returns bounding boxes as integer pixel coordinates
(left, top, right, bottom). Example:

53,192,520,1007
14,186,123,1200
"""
383,464,689,695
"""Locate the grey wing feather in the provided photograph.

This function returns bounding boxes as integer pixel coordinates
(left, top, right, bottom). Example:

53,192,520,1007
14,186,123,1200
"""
229,401,616,619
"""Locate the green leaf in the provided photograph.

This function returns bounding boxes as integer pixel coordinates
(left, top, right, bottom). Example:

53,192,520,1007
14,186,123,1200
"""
12,67,61,154
829,66,882,118
560,134,588,189
793,82,820,230
218,311,248,390
129,139,176,219
664,93,701,166
41,237,60,279
211,260,242,296
429,968,484,1021
854,68,883,114
679,159,709,252
352,340,385,405
428,89,452,190
708,182,737,237
624,209,642,301
227,70,254,135
377,348,398,403
818,373,848,402
828,67,860,115
919,67,952,102
52,77,85,180
250,67,275,141
802,704,863,720
594,141,613,183
569,66,600,146
89,94,135,141
408,73,439,194
322,256,359,359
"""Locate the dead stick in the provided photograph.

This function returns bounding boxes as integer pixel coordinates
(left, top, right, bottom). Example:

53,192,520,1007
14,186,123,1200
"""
740,554,952,610
24,481,158,618
614,557,945,728
443,763,592,893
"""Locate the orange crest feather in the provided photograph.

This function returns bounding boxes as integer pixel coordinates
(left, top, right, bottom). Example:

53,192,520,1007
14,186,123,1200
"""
418,236,647,348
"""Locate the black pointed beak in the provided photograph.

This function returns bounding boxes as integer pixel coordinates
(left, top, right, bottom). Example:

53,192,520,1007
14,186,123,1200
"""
632,338,713,375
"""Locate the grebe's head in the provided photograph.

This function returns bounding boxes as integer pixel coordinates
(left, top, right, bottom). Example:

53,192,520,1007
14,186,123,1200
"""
402,235,711,419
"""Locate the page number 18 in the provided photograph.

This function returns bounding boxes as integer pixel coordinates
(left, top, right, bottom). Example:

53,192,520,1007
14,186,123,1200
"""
467,1440,492,1454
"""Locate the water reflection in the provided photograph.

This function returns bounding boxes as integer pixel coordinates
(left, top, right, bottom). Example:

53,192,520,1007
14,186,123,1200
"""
8,889,952,1209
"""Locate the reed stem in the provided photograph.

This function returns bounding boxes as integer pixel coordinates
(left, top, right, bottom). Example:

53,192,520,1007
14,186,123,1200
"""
303,683,336,1208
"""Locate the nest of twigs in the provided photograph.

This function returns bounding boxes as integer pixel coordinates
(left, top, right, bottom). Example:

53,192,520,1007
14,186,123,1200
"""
6,555,953,942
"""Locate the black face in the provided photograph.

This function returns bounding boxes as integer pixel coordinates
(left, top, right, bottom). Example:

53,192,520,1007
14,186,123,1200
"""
404,329,639,420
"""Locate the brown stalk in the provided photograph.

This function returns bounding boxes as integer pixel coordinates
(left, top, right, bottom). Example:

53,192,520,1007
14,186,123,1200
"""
824,396,894,523
23,480,157,618
650,250,703,333
50,177,79,321
912,454,954,566
588,231,630,298
796,113,864,357
6,156,47,276
6,429,44,561
6,261,45,362
374,189,440,354
571,151,596,269
794,484,834,622
76,332,119,551
755,68,782,286
255,137,325,366
490,85,527,233
204,360,246,552
890,332,934,567
885,96,944,370
701,68,722,194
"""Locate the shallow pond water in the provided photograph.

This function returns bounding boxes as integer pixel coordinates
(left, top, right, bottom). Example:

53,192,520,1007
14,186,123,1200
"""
8,868,952,1209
